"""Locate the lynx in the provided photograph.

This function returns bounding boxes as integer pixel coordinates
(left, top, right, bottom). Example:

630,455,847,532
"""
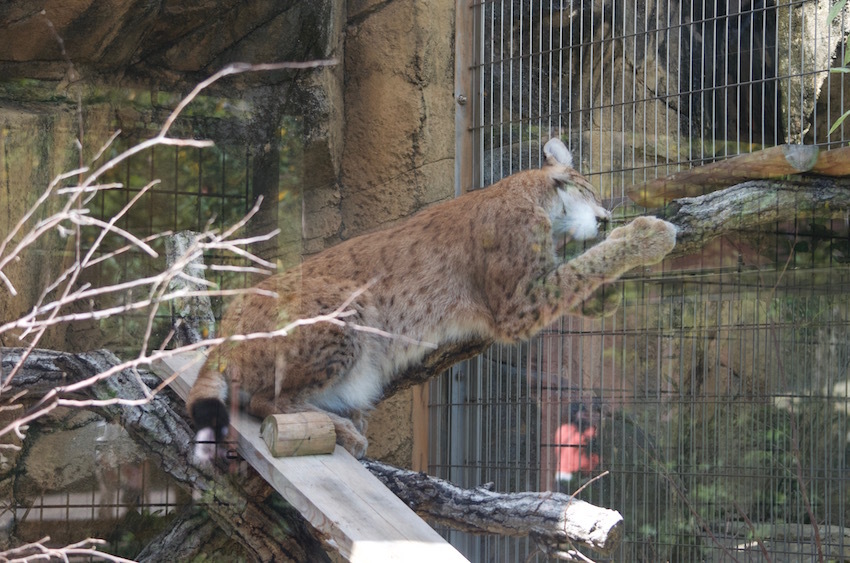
187,138,677,459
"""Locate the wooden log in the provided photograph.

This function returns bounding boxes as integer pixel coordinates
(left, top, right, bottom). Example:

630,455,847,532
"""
628,144,821,207
385,336,492,397
4,347,626,558
0,348,622,562
0,347,331,562
261,413,336,457
811,146,850,176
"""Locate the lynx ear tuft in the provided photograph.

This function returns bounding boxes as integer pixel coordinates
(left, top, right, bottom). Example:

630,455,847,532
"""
543,138,573,168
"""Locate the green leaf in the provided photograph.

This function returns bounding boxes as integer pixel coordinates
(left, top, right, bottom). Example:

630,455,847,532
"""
829,108,850,135
828,0,847,24
830,67,850,73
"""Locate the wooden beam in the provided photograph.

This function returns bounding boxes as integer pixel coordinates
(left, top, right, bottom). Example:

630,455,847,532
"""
410,383,430,473
152,353,468,563
455,0,477,195
628,144,821,207
811,146,850,176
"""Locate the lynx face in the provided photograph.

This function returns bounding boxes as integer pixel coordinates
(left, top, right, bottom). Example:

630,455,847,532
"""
187,138,677,460
550,180,610,241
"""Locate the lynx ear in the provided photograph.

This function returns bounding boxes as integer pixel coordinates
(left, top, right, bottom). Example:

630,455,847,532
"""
543,138,573,168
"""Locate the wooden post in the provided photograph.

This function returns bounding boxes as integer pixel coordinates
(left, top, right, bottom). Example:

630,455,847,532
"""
261,413,336,457
410,384,430,472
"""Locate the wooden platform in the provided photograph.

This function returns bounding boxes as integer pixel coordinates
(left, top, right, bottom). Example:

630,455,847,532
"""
152,352,468,562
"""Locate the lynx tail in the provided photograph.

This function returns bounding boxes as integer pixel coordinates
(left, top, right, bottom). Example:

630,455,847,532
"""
187,363,230,462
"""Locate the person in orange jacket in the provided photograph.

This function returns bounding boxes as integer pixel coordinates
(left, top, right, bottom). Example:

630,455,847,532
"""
555,404,599,490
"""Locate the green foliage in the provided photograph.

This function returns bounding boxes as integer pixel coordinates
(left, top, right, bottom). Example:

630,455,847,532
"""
828,0,847,28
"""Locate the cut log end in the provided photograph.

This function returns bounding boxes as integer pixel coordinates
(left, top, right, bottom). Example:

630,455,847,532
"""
562,501,624,554
260,413,336,457
781,144,820,172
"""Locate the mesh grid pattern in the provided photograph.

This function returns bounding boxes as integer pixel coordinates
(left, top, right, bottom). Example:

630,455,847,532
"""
432,0,850,560
5,96,283,557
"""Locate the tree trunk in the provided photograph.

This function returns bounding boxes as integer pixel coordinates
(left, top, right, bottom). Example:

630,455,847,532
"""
2,347,624,560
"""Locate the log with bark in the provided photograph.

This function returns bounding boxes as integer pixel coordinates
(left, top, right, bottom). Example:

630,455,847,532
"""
363,459,623,557
627,144,850,208
660,176,850,256
1,347,623,561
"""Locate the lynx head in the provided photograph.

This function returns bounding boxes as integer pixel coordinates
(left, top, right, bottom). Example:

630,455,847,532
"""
543,138,610,241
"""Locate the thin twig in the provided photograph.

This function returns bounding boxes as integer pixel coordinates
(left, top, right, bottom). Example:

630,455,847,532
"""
0,535,136,562
568,471,610,500
732,500,772,562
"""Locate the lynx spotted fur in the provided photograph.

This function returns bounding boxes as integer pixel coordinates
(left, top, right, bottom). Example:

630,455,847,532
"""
187,139,677,459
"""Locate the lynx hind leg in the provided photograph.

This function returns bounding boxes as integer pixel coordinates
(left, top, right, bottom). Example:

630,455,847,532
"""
349,409,368,436
328,410,369,458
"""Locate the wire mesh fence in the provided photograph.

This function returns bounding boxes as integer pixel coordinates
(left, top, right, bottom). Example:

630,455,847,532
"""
432,0,850,560
2,90,301,558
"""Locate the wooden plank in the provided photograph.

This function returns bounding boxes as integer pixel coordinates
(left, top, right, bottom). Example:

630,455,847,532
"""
455,0,477,195
410,384,429,472
152,353,468,563
153,350,204,399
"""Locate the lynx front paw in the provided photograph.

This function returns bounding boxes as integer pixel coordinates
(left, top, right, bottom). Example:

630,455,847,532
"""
608,216,677,266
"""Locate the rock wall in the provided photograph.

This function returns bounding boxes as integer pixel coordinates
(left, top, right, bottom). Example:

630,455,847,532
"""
342,0,455,467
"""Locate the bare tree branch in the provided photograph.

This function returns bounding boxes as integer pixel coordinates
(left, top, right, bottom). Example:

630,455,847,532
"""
362,459,623,557
0,61,335,445
661,176,850,257
0,59,334,384
0,537,136,563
